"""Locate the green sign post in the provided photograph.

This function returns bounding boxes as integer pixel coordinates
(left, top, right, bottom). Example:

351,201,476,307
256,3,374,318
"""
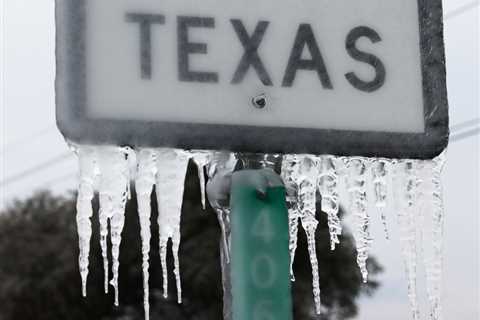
230,170,293,320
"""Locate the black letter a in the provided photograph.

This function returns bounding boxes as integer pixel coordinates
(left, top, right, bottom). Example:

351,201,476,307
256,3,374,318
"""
282,24,332,88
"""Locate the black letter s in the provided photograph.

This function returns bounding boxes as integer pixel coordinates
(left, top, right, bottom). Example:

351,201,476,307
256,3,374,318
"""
345,26,386,92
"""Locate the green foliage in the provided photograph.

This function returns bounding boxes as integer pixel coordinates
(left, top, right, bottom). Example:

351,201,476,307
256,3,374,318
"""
0,163,381,319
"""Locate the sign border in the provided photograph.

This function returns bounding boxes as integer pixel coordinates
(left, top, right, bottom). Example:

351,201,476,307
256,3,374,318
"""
55,0,449,160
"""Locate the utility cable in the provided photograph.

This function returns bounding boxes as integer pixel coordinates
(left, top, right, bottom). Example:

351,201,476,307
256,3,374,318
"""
445,0,479,20
0,152,73,187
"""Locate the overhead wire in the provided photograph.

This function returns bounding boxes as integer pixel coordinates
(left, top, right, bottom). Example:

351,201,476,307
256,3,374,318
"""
450,127,480,142
0,152,73,188
42,172,77,189
445,0,479,20
0,125,57,156
1,117,478,190
450,118,479,131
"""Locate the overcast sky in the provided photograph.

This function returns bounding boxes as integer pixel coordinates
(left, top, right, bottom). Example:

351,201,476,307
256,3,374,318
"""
0,1,478,319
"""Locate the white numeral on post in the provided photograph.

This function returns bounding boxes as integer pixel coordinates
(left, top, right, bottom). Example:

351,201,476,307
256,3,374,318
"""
252,210,275,243
251,254,277,289
253,300,275,320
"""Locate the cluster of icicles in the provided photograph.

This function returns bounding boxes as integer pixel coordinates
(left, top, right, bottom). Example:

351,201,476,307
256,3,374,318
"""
73,145,446,320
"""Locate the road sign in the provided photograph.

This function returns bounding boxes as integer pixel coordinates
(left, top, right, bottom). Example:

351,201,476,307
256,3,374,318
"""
230,170,292,320
56,0,448,159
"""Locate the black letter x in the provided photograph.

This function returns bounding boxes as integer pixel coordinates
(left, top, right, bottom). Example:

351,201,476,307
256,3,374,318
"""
231,20,273,86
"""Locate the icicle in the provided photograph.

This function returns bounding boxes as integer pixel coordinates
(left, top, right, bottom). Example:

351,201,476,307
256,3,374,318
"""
155,149,190,304
346,157,371,283
75,146,99,297
191,151,211,210
425,154,446,320
96,147,131,305
287,209,299,281
126,148,138,200
171,237,182,304
296,156,322,315
281,155,322,313
371,159,391,240
135,149,157,320
204,151,237,320
318,156,342,250
304,219,321,314
159,239,168,299
98,193,111,294
206,152,237,264
215,208,231,263
395,160,420,320
281,155,301,280
333,156,349,187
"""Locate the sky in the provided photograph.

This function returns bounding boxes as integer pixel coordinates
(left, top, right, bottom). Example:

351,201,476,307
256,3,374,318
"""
1,1,479,319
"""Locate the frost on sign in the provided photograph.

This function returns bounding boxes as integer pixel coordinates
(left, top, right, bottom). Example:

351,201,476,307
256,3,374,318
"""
56,0,448,159
57,0,449,320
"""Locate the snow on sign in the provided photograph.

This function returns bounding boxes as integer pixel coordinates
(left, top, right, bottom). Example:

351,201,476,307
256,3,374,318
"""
56,0,448,159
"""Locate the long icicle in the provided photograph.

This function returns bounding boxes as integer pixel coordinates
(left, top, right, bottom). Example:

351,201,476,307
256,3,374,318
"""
287,209,299,281
281,155,301,279
155,149,190,303
416,161,431,320
97,150,114,294
97,147,131,305
171,237,182,304
371,159,391,240
192,151,211,210
318,156,342,250
346,157,371,283
215,208,231,264
206,152,237,264
75,146,99,297
297,156,322,315
110,148,130,307
426,154,446,320
159,238,169,299
135,149,157,320
396,160,421,320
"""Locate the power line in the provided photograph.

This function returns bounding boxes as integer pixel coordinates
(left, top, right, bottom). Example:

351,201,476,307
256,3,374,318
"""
0,125,56,156
2,172,78,200
445,0,479,20
42,172,77,189
2,125,478,190
450,127,480,142
7,131,480,194
450,118,479,131
0,152,73,187
451,118,480,133
1,118,478,187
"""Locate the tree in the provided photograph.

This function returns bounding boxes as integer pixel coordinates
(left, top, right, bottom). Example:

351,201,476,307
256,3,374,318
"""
0,163,381,319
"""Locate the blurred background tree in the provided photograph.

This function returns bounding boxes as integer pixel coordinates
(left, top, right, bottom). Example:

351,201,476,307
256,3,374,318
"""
0,162,382,320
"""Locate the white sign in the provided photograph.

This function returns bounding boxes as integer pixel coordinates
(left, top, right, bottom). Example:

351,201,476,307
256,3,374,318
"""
56,0,449,159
